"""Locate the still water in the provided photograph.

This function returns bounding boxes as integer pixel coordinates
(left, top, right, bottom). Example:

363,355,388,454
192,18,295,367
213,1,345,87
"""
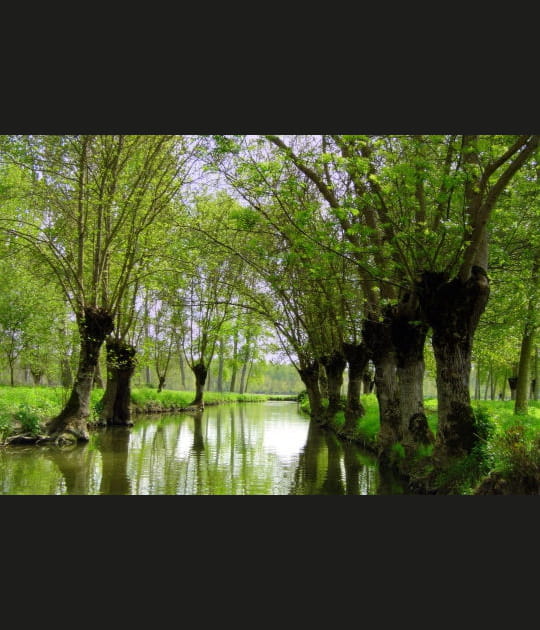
0,401,405,495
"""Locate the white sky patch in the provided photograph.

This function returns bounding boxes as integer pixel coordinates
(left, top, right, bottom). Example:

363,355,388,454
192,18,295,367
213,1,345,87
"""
262,419,309,464
174,424,195,459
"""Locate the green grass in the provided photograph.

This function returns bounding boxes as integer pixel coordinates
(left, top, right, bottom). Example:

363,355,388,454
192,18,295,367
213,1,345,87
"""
130,388,269,412
0,385,271,438
299,392,539,484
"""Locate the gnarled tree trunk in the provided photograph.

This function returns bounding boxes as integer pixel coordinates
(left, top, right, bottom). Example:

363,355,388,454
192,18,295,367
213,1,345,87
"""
46,306,114,441
418,268,490,457
190,362,208,407
93,360,105,389
393,296,433,449
298,360,325,424
342,342,368,436
60,357,73,388
99,339,137,426
320,351,346,420
363,315,402,454
318,362,329,400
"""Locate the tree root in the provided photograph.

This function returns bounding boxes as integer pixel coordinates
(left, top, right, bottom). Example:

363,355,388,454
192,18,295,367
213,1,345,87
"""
3,430,80,447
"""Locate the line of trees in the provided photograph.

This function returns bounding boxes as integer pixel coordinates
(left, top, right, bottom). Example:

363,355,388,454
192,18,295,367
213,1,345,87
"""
0,134,537,460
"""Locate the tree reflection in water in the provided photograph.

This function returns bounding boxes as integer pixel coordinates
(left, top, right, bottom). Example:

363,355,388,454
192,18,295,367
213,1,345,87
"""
1,402,407,494
95,426,132,495
45,442,96,495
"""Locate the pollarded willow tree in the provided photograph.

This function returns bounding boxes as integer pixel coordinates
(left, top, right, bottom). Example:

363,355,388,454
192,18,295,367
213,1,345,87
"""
200,135,432,452
262,134,539,458
0,134,196,439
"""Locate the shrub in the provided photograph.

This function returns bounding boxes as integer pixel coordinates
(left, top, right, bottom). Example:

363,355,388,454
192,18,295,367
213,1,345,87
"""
489,422,540,481
14,404,42,435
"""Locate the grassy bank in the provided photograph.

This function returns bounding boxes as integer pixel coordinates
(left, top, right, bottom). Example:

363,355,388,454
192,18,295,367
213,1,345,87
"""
0,385,272,441
298,392,540,494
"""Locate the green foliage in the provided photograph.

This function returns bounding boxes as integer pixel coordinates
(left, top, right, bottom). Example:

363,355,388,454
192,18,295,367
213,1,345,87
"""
130,388,268,412
435,406,497,494
91,396,104,422
332,410,345,429
298,393,310,415
355,395,382,443
488,422,540,481
14,403,42,435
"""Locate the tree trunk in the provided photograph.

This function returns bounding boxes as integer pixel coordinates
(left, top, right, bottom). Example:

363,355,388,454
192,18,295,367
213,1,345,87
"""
239,347,250,394
46,306,114,441
60,357,73,389
392,301,432,448
93,360,104,389
501,369,507,401
217,339,224,393
514,321,535,414
490,364,497,400
363,316,401,453
244,359,254,394
417,268,490,457
298,360,325,424
515,254,539,414
342,343,368,436
190,362,207,407
483,368,490,400
318,362,329,400
99,339,137,426
515,327,533,413
176,340,187,390
229,331,239,393
320,351,346,420
474,364,481,400
157,375,166,393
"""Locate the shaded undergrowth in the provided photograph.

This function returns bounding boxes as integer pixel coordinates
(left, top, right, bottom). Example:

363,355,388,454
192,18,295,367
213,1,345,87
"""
298,392,539,494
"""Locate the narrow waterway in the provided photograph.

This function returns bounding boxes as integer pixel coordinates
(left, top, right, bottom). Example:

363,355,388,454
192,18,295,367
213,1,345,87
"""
0,401,406,495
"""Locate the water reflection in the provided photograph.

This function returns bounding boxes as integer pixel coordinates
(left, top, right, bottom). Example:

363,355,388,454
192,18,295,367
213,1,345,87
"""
45,443,95,495
0,402,407,495
95,427,132,495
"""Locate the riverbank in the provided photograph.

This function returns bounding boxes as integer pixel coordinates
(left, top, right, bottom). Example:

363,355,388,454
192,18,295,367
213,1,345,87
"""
0,385,294,443
298,393,540,494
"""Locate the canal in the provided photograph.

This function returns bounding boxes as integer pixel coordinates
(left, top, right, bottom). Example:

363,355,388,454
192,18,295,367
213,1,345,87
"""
0,401,405,494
